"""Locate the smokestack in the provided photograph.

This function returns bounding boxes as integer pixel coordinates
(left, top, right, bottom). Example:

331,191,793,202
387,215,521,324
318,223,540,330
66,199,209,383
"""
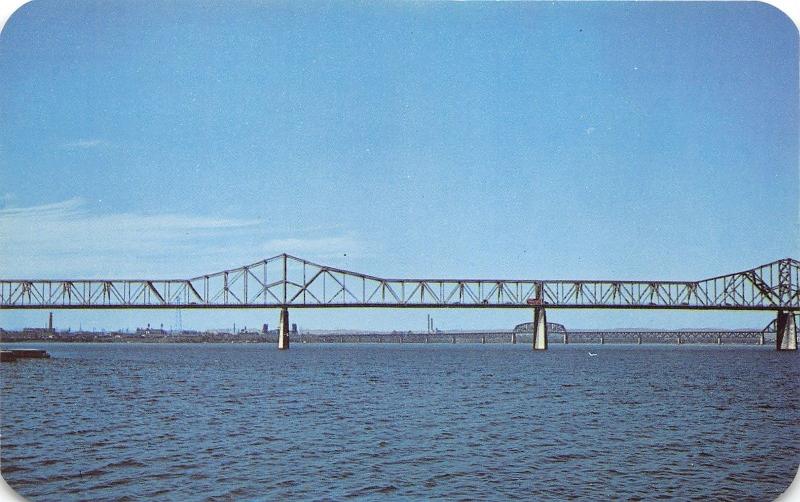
48,312,53,332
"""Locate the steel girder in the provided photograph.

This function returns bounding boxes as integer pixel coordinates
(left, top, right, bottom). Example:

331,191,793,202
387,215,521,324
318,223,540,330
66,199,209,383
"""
1,254,798,310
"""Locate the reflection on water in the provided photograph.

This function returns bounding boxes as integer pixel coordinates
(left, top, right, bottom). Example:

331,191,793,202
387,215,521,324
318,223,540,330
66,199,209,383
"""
1,343,798,500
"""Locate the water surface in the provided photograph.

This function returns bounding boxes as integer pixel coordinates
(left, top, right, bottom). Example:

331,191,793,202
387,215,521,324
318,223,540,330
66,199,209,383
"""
1,343,798,500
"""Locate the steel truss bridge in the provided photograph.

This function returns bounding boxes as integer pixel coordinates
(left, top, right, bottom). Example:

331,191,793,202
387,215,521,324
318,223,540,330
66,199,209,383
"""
543,330,773,345
1,254,798,350
306,329,773,345
514,322,774,344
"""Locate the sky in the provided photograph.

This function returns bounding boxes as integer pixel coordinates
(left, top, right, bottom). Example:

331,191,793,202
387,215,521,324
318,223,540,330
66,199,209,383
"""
0,0,797,332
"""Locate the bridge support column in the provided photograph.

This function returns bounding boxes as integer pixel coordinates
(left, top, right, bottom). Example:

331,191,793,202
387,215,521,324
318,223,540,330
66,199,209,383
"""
278,307,290,350
511,332,517,344
717,336,721,345
677,335,682,345
637,335,642,345
482,335,486,344
532,307,547,350
776,311,797,351
600,335,605,345
759,333,765,345
452,335,456,344
563,333,568,345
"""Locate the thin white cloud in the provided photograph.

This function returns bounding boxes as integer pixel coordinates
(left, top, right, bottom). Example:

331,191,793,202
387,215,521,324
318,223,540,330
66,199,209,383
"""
0,196,84,217
0,199,368,278
62,139,107,149
0,192,16,209
0,198,261,277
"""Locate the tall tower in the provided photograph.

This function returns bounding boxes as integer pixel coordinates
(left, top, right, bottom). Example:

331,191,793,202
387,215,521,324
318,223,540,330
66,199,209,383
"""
48,312,53,332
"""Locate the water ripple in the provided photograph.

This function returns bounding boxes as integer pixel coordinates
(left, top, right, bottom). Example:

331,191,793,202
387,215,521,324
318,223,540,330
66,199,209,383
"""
1,343,798,500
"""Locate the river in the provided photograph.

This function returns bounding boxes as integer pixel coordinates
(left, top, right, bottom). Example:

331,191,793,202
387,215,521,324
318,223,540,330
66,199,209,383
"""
1,343,798,500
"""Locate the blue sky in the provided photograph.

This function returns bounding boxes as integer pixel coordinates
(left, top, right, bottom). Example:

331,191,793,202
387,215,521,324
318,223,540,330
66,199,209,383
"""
0,1,797,332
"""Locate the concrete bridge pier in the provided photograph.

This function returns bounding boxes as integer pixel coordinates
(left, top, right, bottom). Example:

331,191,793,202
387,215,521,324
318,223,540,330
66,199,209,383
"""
717,336,722,345
600,335,605,345
482,335,486,344
532,307,547,350
776,311,797,351
452,335,456,344
677,335,682,345
563,333,568,344
637,335,642,345
511,332,517,344
278,307,290,350
759,333,765,345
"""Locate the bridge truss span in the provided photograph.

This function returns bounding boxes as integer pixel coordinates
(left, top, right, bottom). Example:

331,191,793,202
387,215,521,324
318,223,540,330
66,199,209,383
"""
1,254,799,311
